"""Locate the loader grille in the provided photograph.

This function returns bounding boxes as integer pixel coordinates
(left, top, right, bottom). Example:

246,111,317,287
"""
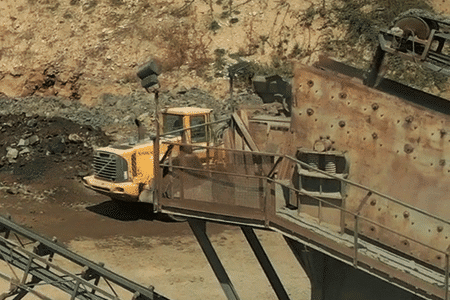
93,151,129,182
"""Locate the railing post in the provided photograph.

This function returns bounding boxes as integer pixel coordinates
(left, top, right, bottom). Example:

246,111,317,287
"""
153,91,161,212
445,253,449,300
169,155,174,199
340,196,346,234
353,214,359,268
264,179,269,227
264,179,275,228
318,198,322,225
179,165,184,202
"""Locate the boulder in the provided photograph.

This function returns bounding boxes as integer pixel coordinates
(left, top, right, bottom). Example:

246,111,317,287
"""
19,148,30,155
18,139,29,147
6,148,18,160
68,133,84,143
28,135,40,145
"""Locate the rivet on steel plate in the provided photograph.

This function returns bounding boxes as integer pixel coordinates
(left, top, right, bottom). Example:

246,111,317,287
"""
402,240,409,246
440,159,446,166
338,121,346,127
339,92,347,99
403,211,410,218
371,103,379,110
404,144,414,154
370,199,377,206
372,132,378,139
405,115,414,123
307,108,314,116
438,225,444,232
307,80,314,87
440,129,447,138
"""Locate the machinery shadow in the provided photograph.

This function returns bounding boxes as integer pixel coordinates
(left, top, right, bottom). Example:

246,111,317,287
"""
86,200,162,222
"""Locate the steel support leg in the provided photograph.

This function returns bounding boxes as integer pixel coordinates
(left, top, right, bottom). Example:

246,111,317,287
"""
188,219,240,300
284,237,324,300
284,237,423,300
241,227,290,300
12,276,41,300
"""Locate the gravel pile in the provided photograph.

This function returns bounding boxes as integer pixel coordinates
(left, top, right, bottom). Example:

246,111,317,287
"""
0,88,263,131
0,113,109,182
0,86,265,182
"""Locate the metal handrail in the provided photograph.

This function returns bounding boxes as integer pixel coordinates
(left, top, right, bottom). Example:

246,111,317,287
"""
162,142,450,299
285,155,450,228
160,118,231,138
160,141,282,158
168,160,449,256
268,178,450,299
270,179,446,255
163,142,450,227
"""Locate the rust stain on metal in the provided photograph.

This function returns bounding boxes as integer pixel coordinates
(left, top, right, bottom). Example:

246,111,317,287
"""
291,63,450,268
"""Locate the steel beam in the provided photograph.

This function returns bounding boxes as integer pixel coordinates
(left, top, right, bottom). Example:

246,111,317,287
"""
241,227,290,300
188,219,240,300
0,215,171,300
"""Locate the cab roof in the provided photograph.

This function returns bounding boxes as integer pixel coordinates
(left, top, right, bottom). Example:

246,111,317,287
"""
162,107,213,116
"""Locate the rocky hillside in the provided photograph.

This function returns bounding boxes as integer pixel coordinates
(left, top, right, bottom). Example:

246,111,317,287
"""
1,0,449,107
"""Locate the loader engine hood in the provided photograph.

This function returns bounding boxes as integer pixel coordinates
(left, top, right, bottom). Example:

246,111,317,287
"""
92,140,155,183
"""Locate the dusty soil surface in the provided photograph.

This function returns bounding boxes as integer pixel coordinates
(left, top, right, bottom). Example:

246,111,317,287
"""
0,200,311,299
1,0,449,105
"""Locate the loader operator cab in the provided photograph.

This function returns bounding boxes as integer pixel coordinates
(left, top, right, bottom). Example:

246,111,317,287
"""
161,107,213,145
82,107,214,203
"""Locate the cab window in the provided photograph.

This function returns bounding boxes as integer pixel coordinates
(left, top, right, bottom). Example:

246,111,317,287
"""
190,115,207,143
163,114,183,136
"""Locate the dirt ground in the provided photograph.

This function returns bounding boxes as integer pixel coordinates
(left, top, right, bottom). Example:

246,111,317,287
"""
0,181,311,300
1,0,448,105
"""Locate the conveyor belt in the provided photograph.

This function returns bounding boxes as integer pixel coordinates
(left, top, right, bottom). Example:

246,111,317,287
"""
0,215,170,300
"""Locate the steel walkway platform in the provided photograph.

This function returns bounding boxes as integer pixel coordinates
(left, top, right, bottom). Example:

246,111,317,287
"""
155,143,450,300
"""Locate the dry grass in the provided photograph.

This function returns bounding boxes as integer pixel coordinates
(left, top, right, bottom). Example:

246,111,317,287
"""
155,14,212,74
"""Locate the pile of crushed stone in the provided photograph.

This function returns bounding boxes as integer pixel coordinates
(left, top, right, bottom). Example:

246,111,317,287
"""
0,87,263,131
0,113,109,182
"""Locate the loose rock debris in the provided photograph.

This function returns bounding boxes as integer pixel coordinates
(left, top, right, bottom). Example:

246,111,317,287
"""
0,113,109,183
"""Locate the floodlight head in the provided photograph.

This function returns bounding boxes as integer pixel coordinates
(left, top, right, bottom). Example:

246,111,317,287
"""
137,59,161,89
